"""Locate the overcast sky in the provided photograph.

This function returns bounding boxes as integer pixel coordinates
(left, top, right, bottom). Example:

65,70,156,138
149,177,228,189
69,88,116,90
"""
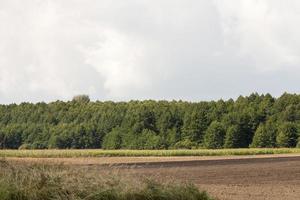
0,0,299,104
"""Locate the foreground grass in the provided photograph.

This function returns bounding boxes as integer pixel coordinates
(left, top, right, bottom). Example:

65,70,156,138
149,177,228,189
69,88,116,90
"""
0,159,212,200
0,148,299,158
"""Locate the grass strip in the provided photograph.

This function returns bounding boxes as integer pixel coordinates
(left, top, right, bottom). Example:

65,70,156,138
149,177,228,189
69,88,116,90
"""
0,148,299,158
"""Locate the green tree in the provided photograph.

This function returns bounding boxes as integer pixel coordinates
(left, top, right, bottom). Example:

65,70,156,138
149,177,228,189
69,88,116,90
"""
203,121,225,149
182,105,208,144
72,95,90,103
1,93,300,150
276,122,298,147
136,129,160,149
251,121,277,148
102,127,123,149
224,125,241,148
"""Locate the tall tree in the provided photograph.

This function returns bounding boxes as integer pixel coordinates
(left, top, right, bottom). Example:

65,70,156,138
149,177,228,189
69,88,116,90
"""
203,121,225,149
276,122,298,148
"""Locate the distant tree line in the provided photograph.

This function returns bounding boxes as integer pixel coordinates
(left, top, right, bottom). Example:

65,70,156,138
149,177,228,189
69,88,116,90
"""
0,93,300,149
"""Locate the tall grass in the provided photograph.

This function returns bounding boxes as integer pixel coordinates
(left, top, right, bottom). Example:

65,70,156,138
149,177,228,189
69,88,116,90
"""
0,159,213,200
0,148,299,158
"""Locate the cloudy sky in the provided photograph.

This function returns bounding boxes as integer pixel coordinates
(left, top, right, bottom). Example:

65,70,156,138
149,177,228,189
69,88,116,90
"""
0,0,299,104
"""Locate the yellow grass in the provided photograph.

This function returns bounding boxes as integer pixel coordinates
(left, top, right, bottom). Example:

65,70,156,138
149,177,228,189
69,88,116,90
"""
0,148,300,158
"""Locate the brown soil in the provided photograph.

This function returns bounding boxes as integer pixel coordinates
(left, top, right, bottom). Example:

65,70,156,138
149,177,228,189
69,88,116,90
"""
6,155,300,200
116,156,300,200
6,153,300,165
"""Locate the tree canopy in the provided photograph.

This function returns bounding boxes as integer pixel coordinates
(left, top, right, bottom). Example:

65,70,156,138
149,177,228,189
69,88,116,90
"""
0,93,299,149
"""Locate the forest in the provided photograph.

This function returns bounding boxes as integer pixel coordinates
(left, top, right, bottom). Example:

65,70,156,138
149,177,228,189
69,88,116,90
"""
0,93,299,150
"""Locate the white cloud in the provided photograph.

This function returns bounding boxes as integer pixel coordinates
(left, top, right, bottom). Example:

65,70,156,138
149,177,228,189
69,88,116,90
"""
0,0,105,102
82,29,156,98
0,0,299,103
215,0,300,71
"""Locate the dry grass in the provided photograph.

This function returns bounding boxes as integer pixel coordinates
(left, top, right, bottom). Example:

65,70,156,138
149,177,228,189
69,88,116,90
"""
0,148,300,158
0,159,213,200
4,153,300,166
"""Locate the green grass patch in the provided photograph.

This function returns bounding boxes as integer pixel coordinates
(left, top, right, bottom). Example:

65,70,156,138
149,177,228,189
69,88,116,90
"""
0,148,299,158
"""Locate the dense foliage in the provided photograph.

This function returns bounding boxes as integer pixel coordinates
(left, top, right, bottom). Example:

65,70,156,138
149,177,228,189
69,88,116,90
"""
0,93,300,149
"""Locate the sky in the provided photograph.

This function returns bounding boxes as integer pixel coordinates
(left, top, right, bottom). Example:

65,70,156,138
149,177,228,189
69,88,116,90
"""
0,0,299,104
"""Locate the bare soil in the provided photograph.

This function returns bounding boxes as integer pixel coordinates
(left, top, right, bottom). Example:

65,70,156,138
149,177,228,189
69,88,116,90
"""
117,156,300,200
6,154,300,200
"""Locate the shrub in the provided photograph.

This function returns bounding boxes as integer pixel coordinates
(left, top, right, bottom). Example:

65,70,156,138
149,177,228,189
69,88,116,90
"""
18,143,32,150
174,139,197,149
0,162,214,200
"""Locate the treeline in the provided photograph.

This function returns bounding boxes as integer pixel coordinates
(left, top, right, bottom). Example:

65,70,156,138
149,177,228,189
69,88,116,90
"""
0,93,299,149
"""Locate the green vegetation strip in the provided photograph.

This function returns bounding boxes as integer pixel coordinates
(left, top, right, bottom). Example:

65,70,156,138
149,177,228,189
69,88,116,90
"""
1,93,300,151
0,148,300,158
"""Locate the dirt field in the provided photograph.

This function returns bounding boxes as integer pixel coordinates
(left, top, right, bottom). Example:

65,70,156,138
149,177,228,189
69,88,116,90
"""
6,154,300,200
117,156,300,200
